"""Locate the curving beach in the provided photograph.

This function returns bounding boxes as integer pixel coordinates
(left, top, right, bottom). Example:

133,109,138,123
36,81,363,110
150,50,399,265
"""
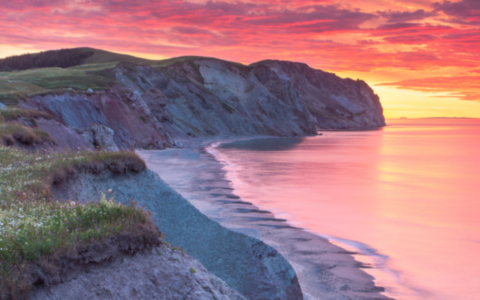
138,136,390,300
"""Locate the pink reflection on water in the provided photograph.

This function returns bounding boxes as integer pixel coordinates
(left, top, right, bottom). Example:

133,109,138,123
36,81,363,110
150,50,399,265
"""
214,119,480,300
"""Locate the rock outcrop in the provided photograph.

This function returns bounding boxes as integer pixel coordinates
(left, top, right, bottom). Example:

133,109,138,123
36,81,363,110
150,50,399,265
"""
52,169,303,300
22,58,385,150
79,124,119,151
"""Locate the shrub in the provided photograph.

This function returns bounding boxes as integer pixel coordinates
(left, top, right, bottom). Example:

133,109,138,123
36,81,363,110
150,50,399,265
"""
0,125,37,145
0,49,94,72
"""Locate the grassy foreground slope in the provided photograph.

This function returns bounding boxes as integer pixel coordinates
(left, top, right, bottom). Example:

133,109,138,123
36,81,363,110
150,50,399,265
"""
0,148,160,300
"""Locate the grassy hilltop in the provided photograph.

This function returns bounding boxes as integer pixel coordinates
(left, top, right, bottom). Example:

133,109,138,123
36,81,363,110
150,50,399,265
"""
0,48,247,106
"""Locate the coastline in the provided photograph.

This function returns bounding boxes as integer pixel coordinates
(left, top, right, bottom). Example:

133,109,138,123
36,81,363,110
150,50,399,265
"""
138,135,391,300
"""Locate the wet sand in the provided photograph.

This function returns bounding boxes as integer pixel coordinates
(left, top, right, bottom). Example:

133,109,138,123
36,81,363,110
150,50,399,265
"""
138,136,390,300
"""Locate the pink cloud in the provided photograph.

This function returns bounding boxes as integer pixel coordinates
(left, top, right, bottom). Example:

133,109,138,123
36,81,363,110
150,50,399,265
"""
0,0,479,103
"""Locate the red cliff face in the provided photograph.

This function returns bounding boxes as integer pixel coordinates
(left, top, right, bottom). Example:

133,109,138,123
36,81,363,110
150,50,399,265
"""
23,58,385,150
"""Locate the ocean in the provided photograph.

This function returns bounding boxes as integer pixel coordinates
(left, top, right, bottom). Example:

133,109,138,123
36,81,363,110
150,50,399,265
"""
212,119,480,300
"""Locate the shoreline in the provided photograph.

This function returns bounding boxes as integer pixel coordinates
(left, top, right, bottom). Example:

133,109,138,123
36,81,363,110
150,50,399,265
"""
138,135,392,300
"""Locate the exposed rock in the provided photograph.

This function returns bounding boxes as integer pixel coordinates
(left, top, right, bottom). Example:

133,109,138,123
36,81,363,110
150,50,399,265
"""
90,124,119,151
53,170,303,300
30,245,246,300
36,118,93,150
77,124,120,151
23,58,385,150
79,130,94,145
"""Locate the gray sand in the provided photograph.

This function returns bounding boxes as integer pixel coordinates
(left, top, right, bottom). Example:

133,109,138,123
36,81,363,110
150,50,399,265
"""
138,136,391,300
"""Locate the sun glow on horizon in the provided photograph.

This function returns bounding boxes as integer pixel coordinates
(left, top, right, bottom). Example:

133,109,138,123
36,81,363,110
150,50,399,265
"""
1,0,479,118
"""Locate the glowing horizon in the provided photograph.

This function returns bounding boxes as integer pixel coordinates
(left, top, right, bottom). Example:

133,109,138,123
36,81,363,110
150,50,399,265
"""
1,0,479,118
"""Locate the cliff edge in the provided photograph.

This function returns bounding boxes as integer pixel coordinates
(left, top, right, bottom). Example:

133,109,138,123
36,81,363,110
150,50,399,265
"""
0,49,385,150
51,169,303,300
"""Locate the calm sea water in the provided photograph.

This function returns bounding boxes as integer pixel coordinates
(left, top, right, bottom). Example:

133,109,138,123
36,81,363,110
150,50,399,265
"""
213,119,480,300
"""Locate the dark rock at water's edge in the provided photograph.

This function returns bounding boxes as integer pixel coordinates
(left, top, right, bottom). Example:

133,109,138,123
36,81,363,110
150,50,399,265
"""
21,55,385,150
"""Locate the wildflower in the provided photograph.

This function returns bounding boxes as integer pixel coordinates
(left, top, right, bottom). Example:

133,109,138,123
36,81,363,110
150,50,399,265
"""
107,189,112,194
70,201,76,206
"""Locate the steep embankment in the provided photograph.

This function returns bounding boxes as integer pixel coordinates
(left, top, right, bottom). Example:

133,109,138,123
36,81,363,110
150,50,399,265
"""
30,241,247,300
52,169,303,300
2,51,386,150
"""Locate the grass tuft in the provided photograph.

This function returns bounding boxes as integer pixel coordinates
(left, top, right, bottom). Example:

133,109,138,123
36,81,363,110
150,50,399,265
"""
0,108,52,122
0,148,153,300
0,124,55,147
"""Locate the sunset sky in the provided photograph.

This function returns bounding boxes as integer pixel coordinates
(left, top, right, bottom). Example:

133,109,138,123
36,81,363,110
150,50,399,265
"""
1,0,479,119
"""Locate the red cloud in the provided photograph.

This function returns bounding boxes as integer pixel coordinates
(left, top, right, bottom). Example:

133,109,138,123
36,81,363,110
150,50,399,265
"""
0,0,479,104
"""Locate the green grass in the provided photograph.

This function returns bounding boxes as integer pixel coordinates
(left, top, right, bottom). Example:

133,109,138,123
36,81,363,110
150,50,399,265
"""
0,108,51,122
0,94,20,107
0,47,254,106
81,48,154,65
0,64,117,104
0,148,155,299
0,125,42,146
0,107,56,147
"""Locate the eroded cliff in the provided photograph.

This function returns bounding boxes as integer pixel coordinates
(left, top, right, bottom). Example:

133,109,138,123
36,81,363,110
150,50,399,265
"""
19,56,385,150
52,169,303,300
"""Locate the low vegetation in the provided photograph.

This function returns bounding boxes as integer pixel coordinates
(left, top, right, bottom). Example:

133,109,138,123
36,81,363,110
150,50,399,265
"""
0,108,56,147
0,124,56,147
0,148,157,300
0,47,254,107
0,108,51,122
0,49,94,72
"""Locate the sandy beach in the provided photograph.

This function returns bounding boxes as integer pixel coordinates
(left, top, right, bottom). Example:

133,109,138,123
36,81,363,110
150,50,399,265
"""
138,136,390,300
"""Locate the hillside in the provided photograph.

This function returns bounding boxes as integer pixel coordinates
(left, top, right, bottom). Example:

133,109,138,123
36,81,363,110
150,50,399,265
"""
0,48,385,150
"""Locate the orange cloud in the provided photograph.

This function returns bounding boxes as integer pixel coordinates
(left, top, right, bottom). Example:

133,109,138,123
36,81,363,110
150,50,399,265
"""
379,76,480,101
0,0,479,106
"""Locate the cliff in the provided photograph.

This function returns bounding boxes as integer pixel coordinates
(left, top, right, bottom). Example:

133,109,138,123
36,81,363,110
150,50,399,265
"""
0,49,386,299
30,239,248,300
51,169,303,300
0,49,386,150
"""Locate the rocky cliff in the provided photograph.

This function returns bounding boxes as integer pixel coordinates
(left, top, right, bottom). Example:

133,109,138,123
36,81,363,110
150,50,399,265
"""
21,57,385,150
31,242,247,300
51,169,303,300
